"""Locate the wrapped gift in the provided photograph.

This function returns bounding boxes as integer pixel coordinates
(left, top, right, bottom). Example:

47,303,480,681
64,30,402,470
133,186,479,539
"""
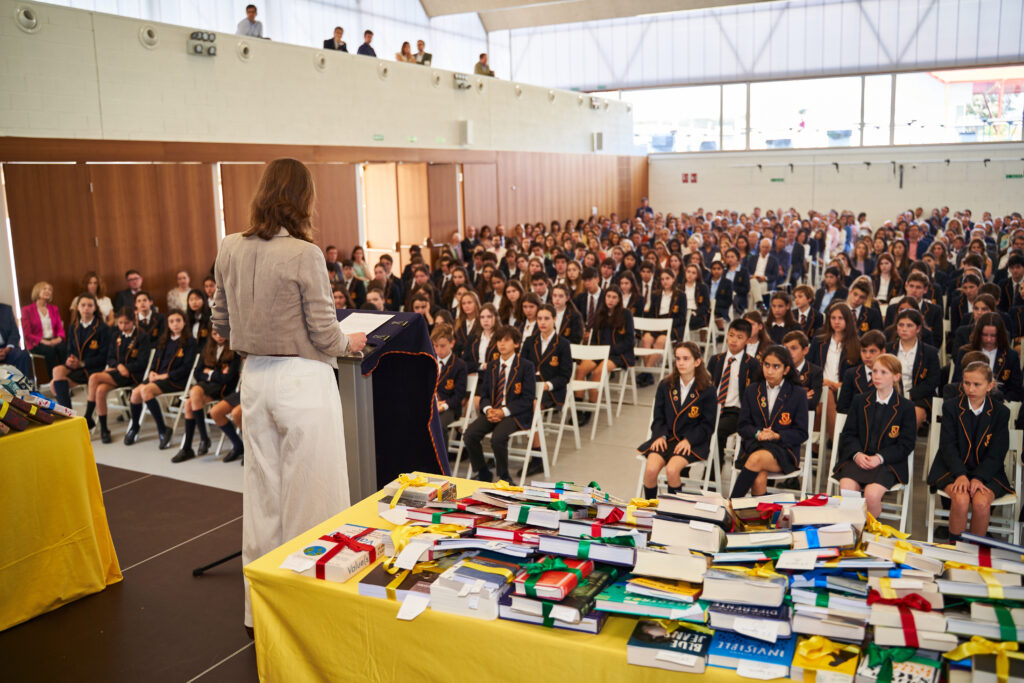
786,496,867,532
864,540,944,575
731,493,796,526
790,636,861,683
792,523,857,550
0,387,54,424
504,502,589,529
381,473,456,509
357,556,455,601
429,556,522,620
946,603,1024,641
279,524,388,583
0,399,30,431
17,391,76,418
854,645,940,683
701,564,788,608
405,507,487,527
938,565,1024,600
513,555,594,600
944,636,1024,683
538,532,637,566
868,603,946,633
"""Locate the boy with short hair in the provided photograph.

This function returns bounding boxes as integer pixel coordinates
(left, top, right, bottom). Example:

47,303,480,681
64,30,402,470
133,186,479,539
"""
431,323,467,447
783,330,823,411
792,284,821,337
707,319,762,466
836,329,887,413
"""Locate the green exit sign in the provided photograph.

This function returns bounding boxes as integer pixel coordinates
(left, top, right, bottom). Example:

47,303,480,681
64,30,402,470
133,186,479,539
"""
770,177,785,183
1007,173,1023,179
372,134,384,142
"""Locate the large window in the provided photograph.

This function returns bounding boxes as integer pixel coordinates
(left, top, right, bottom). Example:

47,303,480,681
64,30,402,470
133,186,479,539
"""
613,65,1024,153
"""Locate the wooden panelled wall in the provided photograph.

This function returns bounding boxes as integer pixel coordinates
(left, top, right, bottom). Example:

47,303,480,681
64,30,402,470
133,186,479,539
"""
1,138,647,314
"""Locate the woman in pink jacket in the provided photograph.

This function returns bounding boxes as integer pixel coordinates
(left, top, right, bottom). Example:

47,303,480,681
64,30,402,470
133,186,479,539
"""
21,281,66,372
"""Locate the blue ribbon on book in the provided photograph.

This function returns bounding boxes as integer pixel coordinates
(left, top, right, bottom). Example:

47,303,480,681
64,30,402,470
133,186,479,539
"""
888,568,903,578
804,527,820,549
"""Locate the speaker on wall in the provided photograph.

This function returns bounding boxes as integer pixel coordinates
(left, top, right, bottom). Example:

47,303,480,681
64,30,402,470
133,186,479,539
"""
459,120,474,146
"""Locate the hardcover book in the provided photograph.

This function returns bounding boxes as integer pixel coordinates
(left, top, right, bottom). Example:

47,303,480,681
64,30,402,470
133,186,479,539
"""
627,619,712,674
512,556,594,600
278,524,388,583
509,566,621,623
790,637,860,683
497,596,607,634
707,630,796,677
595,581,707,622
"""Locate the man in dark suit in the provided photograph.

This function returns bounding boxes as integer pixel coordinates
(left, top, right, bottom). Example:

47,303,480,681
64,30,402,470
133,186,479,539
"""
357,29,376,57
745,238,779,308
0,303,32,379
113,269,144,314
414,40,431,65
323,26,347,51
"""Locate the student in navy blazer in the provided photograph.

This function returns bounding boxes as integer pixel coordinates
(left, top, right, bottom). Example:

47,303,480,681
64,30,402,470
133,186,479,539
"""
677,263,711,331
836,329,887,413
833,354,916,517
731,345,810,498
464,326,536,482
927,361,1013,537
886,308,941,429
551,285,584,345
430,324,468,447
0,302,31,379
637,342,717,499
951,312,1024,404
575,286,634,427
523,305,572,409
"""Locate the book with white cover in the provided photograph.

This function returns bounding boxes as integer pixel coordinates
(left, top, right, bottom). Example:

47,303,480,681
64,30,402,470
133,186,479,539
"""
656,495,730,528
945,603,1024,641
537,534,636,566
936,567,1024,599
791,523,857,549
873,625,958,650
650,518,724,554
791,610,866,642
557,519,647,547
863,541,944,575
790,589,869,618
700,567,787,607
787,501,867,531
632,548,709,583
504,502,589,529
724,530,792,550
869,603,947,632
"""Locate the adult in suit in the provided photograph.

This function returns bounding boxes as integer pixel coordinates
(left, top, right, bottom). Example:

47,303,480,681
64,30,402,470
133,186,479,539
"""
745,238,779,309
0,303,32,379
463,326,535,482
474,53,494,76
324,26,347,51
414,40,431,65
357,30,376,57
113,270,145,315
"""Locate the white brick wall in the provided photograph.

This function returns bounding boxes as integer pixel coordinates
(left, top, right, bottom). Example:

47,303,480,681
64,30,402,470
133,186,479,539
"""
0,0,634,154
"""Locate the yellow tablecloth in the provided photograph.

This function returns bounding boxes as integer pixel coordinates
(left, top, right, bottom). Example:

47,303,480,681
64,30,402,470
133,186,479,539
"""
245,475,750,682
0,417,122,631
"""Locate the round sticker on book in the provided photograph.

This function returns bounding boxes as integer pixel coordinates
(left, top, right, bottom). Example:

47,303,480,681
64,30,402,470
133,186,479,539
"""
303,545,327,556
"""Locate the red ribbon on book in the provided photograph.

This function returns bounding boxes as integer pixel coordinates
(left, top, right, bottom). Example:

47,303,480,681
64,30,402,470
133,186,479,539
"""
795,493,829,507
979,545,992,568
314,528,376,580
589,508,623,536
756,502,784,520
867,589,931,649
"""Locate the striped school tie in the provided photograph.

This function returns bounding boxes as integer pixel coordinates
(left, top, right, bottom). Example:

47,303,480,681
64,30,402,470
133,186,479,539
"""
495,364,506,407
718,357,733,406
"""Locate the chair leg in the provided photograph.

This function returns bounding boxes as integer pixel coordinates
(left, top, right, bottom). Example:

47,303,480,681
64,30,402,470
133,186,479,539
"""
926,493,936,543
603,380,614,427
453,433,467,477
630,368,638,405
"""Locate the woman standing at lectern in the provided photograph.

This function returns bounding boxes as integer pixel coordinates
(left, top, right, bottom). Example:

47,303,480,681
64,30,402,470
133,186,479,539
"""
211,158,367,636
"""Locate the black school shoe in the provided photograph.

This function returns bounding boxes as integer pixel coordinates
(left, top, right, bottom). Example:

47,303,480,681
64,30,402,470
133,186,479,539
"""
196,437,211,456
223,448,243,463
157,427,173,450
123,425,139,445
171,447,195,463
473,468,494,483
100,429,112,444
577,411,592,427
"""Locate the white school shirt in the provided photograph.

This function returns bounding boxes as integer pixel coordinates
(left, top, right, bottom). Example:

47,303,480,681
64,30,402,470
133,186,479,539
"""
823,338,843,383
766,380,784,414
897,340,918,399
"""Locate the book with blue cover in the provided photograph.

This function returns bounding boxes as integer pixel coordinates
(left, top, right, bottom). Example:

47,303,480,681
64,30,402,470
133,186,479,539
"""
595,580,707,622
707,630,797,671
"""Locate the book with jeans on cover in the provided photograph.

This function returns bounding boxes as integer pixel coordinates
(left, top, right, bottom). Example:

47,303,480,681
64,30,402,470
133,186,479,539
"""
627,619,712,674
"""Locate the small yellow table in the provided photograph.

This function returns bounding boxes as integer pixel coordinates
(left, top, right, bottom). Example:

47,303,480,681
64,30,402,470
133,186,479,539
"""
245,476,750,682
0,417,122,631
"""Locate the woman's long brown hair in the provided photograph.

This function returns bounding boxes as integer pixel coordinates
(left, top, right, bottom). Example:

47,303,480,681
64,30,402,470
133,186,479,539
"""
244,158,315,242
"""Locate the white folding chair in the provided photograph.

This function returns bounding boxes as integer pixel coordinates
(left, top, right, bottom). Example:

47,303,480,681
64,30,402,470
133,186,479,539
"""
762,410,815,498
451,374,481,477
141,356,201,436
633,317,674,386
922,397,944,483
570,343,614,440
926,401,1022,544
813,387,831,492
633,404,723,496
507,386,551,486
105,349,155,435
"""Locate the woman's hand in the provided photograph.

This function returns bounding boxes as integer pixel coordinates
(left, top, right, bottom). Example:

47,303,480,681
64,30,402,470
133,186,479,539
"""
148,371,159,382
758,428,780,441
117,363,129,376
952,475,971,494
347,332,367,353
649,436,667,453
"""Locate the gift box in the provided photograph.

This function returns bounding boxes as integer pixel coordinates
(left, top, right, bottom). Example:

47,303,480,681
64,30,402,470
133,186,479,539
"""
789,636,860,683
279,524,388,583
538,532,637,566
381,473,456,508
863,540,944,575
505,502,589,529
513,555,594,600
854,647,940,683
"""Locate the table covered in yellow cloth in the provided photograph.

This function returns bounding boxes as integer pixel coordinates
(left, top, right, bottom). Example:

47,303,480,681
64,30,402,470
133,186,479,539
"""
245,475,750,682
0,417,122,631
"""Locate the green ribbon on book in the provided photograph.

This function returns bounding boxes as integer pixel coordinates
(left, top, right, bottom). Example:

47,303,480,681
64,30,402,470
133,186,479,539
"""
522,557,584,598
580,534,636,547
541,601,554,628
516,506,533,524
815,592,830,608
431,512,443,524
588,481,601,490
576,539,591,560
555,481,574,489
995,605,1018,643
866,643,916,683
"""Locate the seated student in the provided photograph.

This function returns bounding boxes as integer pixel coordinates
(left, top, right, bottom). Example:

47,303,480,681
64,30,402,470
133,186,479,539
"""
551,284,584,345
406,265,442,311
888,309,941,430
133,290,165,344
814,266,848,314
85,307,151,442
372,262,403,312
442,267,470,311
943,350,1006,401
792,284,822,339
846,276,884,335
124,310,197,449
730,344,810,498
186,288,211,345
575,285,635,427
783,330,823,411
953,293,997,351
617,271,642,318
518,293,541,341
340,260,367,308
678,263,711,333
464,326,536,483
833,353,916,517
463,302,499,374
172,331,240,463
885,296,937,348
709,318,761,466
952,312,1023,403
949,272,983,346
927,361,1013,536
50,293,109,409
411,294,452,333
530,273,551,305
498,280,523,326
453,291,482,358
885,271,943,334
333,284,352,311
522,304,573,465
722,247,750,315
766,291,797,344
640,268,683,372
365,286,387,312
431,323,467,447
999,253,1024,312
837,329,886,413
637,341,717,498
707,258,733,331
210,387,244,463
742,310,771,361
872,253,904,304
809,302,861,435
202,275,217,309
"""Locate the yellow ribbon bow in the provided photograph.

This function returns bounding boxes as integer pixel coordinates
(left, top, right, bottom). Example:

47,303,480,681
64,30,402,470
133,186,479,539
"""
383,523,465,574
866,511,911,540
654,619,714,636
714,561,781,579
944,636,1024,683
891,540,923,565
383,560,443,600
388,474,431,509
489,480,524,493
796,635,846,662
945,561,1007,599
877,577,898,599
625,498,658,526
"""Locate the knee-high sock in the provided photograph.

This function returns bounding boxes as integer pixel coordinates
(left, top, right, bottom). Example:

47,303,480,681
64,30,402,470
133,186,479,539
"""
220,420,244,453
667,484,682,494
643,486,658,499
129,402,143,428
145,399,166,431
730,467,760,499
98,415,108,432
183,418,196,449
195,413,209,440
53,380,71,408
84,400,95,421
